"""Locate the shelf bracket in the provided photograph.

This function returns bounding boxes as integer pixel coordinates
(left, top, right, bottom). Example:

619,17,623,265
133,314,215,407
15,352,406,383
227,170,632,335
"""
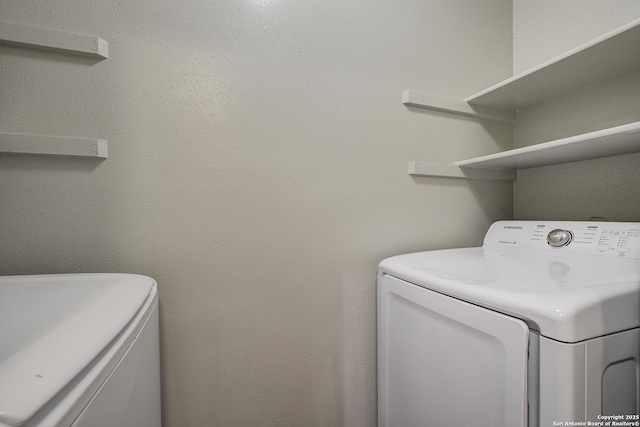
408,162,516,181
402,91,515,123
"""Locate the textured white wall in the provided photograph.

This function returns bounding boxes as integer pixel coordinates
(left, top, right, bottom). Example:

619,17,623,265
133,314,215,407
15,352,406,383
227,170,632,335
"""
0,1,512,426
513,0,640,74
512,1,640,222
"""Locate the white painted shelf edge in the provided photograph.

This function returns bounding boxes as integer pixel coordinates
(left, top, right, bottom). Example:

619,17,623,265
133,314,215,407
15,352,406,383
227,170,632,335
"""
455,121,640,169
408,162,516,181
0,21,108,59
409,121,640,180
407,20,640,180
464,17,640,110
402,91,515,123
0,133,108,159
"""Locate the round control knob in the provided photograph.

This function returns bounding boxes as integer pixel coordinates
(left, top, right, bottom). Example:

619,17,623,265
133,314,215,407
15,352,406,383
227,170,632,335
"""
547,229,573,247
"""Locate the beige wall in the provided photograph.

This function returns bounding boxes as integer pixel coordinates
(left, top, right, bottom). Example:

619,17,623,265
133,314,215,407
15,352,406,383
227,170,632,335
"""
513,0,640,74
512,1,640,222
0,1,512,426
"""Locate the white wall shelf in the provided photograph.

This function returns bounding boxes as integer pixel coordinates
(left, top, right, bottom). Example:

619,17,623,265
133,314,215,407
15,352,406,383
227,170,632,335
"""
464,17,640,110
409,162,516,181
408,19,640,180
0,21,108,59
409,122,640,180
0,133,108,159
455,122,640,170
402,91,515,123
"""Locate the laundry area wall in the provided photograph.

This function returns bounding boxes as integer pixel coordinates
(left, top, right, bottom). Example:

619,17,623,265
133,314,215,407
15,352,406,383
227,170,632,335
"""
1,1,638,426
0,1,511,426
512,0,640,221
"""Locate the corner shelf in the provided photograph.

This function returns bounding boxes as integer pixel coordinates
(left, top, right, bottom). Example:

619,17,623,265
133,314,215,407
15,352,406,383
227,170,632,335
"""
455,122,640,170
0,133,108,159
409,162,516,181
464,17,640,110
402,91,515,123
0,21,108,59
408,18,640,180
409,122,640,181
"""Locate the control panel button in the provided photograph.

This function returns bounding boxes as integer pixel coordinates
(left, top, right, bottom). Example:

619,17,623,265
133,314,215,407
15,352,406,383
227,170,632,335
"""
547,229,573,247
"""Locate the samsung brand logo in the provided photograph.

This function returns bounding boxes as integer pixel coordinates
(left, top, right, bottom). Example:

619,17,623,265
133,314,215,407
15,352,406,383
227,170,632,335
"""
503,226,523,230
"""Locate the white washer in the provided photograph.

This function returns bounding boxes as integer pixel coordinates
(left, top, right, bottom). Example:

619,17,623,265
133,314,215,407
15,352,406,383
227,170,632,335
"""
378,221,640,427
0,274,161,427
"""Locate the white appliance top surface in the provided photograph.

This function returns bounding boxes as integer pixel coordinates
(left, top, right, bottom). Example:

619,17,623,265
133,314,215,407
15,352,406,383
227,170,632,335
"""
0,273,155,427
378,221,640,343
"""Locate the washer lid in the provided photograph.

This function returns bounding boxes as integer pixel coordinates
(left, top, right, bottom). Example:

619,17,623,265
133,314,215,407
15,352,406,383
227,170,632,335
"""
378,247,640,343
0,273,155,427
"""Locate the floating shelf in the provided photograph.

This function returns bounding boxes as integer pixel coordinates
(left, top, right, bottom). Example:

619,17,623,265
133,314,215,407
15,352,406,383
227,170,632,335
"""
0,133,108,159
465,17,640,110
408,19,640,181
402,91,515,123
0,21,108,59
409,162,516,181
410,122,640,180
455,122,640,170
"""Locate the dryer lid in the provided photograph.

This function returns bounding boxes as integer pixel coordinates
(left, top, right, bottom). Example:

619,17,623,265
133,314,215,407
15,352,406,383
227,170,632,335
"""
378,221,640,343
0,274,155,427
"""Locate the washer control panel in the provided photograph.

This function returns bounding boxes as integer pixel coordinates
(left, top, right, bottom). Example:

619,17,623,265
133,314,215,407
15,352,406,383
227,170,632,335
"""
485,221,640,260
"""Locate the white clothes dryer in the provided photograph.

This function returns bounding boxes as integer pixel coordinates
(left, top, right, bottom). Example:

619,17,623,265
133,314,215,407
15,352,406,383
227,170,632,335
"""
377,221,640,427
0,274,161,427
